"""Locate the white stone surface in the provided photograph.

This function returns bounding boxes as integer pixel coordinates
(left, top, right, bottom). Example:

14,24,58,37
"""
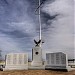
3,53,28,71
31,46,43,66
28,65,45,70
46,52,70,70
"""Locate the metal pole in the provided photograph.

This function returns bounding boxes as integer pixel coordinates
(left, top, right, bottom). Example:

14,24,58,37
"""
39,0,42,47
39,0,41,40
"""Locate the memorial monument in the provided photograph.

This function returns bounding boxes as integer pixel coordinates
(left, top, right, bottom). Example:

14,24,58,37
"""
31,0,44,67
31,40,43,66
3,53,28,71
45,52,71,71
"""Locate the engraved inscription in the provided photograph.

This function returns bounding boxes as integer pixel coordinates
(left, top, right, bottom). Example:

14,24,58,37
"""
24,55,27,64
13,54,17,64
51,54,54,64
56,53,60,64
18,54,23,64
7,55,11,65
6,53,28,65
46,52,67,67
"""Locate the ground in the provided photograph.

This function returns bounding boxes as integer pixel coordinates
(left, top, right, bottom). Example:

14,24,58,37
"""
0,70,75,75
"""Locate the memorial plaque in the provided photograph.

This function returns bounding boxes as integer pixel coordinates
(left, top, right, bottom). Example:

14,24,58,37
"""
45,52,70,70
3,53,28,71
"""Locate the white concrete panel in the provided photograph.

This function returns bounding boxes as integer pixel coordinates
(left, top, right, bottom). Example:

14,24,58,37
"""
46,52,71,71
3,53,28,71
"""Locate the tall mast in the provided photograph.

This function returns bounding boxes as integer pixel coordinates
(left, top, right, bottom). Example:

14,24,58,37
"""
39,0,41,40
38,0,42,47
34,0,43,47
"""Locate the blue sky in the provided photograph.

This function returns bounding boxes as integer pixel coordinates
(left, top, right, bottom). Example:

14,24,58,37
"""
0,0,74,60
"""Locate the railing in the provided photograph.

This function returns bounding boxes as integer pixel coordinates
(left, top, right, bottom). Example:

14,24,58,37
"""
68,59,75,68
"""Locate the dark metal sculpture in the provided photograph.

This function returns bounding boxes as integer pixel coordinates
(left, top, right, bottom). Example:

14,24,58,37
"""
34,39,41,46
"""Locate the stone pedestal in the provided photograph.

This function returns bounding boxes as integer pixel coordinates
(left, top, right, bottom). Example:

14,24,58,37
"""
31,46,43,66
31,61,42,66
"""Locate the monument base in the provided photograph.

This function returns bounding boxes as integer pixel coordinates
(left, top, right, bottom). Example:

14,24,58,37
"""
28,65,45,70
45,65,71,71
31,61,43,67
3,65,28,71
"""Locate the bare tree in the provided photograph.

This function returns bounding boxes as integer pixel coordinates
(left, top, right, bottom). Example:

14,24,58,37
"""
0,50,2,62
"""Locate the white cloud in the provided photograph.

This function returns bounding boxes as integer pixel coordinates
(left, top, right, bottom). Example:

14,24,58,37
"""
42,0,74,59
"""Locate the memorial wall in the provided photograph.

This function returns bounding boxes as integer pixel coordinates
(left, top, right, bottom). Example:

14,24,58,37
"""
3,53,28,71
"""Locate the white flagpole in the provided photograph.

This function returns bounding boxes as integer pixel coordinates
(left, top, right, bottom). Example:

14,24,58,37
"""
39,0,41,40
